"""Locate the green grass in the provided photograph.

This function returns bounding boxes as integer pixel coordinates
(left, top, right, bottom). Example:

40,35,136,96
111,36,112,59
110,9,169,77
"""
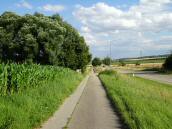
0,64,83,129
99,70,172,129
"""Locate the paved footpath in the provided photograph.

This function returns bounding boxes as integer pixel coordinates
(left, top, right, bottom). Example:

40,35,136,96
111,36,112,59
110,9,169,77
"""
67,73,122,129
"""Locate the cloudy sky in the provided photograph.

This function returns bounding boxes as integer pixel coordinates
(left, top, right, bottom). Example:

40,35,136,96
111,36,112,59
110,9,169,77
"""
1,0,172,59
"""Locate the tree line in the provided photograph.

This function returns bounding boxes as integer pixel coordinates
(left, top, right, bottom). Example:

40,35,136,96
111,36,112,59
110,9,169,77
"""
0,12,91,71
92,54,172,71
92,57,111,66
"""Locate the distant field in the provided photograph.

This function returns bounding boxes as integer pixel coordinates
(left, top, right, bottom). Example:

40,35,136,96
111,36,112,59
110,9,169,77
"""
113,58,165,65
99,70,172,129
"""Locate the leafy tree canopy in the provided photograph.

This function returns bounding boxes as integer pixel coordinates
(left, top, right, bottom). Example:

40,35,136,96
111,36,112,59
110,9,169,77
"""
163,54,172,70
102,57,111,66
0,12,91,71
92,57,102,66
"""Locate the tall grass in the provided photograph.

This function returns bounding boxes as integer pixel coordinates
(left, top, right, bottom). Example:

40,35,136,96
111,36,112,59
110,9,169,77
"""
0,63,83,129
99,70,172,129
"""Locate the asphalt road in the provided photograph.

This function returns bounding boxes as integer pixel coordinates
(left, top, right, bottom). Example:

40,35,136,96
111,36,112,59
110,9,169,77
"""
67,73,123,129
119,69,172,85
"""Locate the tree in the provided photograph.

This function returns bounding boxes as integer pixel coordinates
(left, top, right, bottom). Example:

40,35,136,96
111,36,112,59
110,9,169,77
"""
0,11,91,71
119,59,126,66
102,57,111,65
163,54,172,70
57,21,91,71
135,61,141,66
92,57,102,66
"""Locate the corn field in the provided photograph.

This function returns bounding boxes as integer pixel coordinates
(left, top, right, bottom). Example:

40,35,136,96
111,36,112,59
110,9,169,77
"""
0,63,71,95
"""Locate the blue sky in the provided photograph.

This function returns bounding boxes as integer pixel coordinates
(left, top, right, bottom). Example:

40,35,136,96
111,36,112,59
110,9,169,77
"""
0,0,138,29
0,0,172,59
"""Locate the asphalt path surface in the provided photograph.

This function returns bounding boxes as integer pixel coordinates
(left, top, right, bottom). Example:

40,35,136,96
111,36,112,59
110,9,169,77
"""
67,73,123,129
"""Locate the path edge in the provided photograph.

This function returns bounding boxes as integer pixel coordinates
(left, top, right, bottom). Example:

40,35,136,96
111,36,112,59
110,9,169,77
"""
98,74,130,129
40,75,89,129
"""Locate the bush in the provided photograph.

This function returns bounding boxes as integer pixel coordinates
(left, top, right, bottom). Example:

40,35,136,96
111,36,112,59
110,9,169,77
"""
163,54,172,70
135,61,141,66
92,57,102,66
102,57,111,65
119,60,126,66
99,70,119,80
99,70,117,75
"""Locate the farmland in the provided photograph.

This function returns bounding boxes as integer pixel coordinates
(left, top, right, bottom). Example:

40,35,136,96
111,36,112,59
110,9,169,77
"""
113,58,165,65
0,64,83,129
0,1,172,129
99,70,172,129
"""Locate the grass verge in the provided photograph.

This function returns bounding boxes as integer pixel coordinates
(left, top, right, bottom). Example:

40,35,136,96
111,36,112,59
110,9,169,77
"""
99,70,172,129
0,66,83,129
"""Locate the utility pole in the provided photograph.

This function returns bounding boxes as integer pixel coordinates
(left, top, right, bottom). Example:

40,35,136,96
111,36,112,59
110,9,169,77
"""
140,50,142,58
109,40,112,65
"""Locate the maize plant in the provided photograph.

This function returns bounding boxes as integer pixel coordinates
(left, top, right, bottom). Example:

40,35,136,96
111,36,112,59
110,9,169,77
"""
0,63,71,96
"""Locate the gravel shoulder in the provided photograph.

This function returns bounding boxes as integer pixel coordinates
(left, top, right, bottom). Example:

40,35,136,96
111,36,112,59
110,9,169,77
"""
67,73,123,129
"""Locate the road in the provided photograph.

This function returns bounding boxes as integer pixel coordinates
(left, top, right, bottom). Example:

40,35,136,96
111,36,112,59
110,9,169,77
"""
67,73,123,129
118,69,172,85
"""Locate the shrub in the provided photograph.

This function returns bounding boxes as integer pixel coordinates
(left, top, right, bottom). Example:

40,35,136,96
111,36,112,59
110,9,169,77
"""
92,57,102,66
163,54,172,70
135,61,141,66
99,70,117,75
102,57,111,65
119,60,126,66
99,70,119,80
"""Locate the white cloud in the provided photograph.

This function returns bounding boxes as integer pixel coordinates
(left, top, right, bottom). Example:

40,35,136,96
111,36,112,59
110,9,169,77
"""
16,0,32,9
140,0,171,4
73,1,172,58
41,4,65,12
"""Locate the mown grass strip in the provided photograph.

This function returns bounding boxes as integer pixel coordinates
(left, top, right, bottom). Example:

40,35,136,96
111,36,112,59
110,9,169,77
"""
99,70,172,129
0,64,83,129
